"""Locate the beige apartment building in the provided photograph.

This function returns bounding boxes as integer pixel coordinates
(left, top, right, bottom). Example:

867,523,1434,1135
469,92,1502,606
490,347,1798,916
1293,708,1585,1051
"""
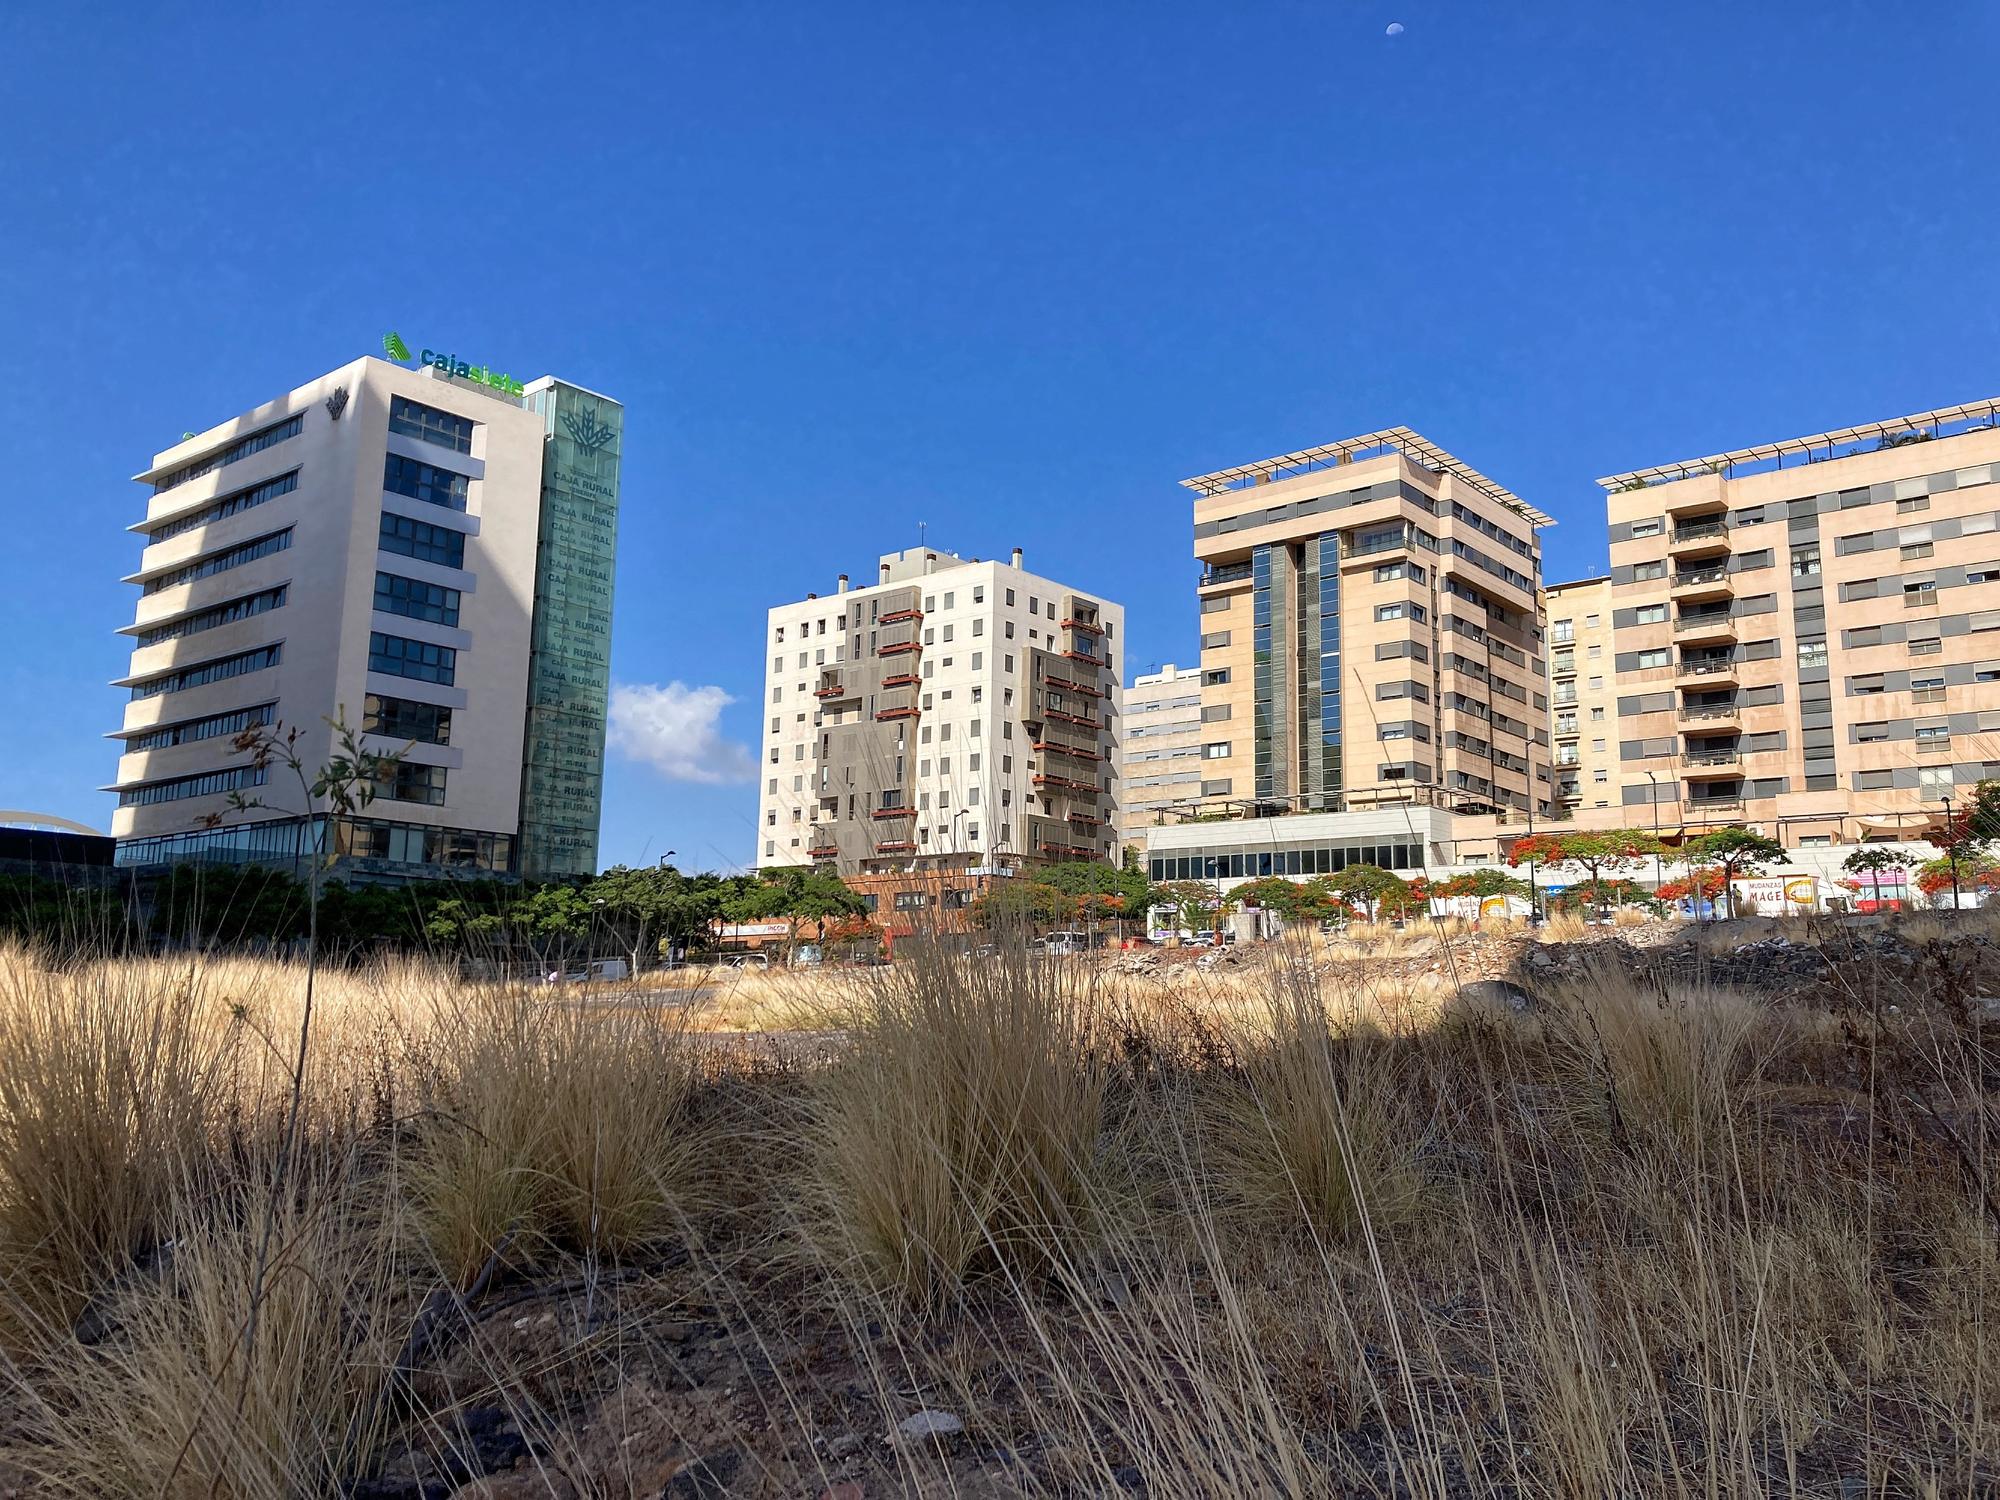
1119,663,1205,830
1543,576,1618,815
758,547,1124,876
1594,397,2000,846
1185,428,1553,822
108,350,623,882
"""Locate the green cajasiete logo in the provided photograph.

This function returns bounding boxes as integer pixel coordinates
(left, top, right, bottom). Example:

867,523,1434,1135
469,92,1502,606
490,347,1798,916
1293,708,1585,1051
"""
380,330,525,397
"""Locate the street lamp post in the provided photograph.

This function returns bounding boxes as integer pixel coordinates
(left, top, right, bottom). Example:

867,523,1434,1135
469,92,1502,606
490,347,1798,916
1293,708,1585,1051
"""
1943,795,1962,913
1643,769,1668,911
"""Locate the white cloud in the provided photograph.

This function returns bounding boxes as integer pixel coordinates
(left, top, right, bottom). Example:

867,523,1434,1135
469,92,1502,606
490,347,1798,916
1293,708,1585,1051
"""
607,681,756,784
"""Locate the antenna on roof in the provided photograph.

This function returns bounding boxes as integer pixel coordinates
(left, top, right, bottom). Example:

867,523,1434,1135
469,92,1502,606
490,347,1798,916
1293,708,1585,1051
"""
917,520,927,549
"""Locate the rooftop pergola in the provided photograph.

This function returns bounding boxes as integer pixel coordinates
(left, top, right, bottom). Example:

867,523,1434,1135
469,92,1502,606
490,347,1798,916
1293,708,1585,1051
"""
1180,425,1555,529
1598,397,2000,491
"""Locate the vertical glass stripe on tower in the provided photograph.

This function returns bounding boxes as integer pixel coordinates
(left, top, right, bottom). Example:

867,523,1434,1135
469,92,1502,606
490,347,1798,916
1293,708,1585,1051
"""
517,382,622,880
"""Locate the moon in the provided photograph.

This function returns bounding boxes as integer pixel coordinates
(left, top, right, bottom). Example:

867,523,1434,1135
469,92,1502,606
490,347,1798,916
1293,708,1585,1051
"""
1386,21,1405,35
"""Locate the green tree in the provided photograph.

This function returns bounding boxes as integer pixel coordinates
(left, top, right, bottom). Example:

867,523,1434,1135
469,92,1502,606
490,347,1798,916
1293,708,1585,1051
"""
973,877,1076,932
1152,879,1234,940
1324,864,1417,921
1435,868,1533,901
1232,876,1317,921
511,884,594,969
725,867,866,959
590,864,694,973
1681,827,1786,918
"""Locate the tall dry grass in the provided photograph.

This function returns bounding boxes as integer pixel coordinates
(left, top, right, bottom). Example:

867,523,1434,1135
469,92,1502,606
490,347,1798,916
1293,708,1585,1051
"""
0,921,1990,1496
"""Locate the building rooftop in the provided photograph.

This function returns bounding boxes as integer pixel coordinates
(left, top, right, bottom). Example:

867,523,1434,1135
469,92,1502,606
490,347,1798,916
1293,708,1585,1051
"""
1598,397,2000,491
1546,574,1610,591
1179,425,1555,528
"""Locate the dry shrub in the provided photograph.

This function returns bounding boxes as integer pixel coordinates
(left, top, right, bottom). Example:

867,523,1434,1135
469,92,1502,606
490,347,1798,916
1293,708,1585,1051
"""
15,1173,401,1499
1197,979,1426,1245
0,946,230,1336
804,948,1109,1310
1541,961,1774,1162
1538,911,1588,943
408,987,701,1282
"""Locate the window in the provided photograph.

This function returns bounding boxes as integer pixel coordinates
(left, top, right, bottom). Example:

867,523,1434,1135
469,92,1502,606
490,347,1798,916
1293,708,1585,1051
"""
1632,560,1666,581
1901,541,1935,561
973,586,984,604
1855,723,1889,744
1797,637,1828,668
368,632,457,685
374,572,461,627
152,415,302,493
1375,563,1407,582
1200,778,1233,796
1201,630,1232,649
1635,604,1668,624
133,585,288,647
1917,766,1953,792
1897,495,1930,514
1590,706,1605,721
141,529,293,595
383,454,471,511
1199,595,1230,614
117,764,267,808
125,702,274,753
388,397,474,454
1202,667,1230,686
129,644,281,701
378,512,466,568
1858,770,1893,791
1916,725,1952,752
375,761,448,806
1203,742,1230,759
1636,648,1669,669
363,693,452,746
146,469,299,541
1375,604,1405,622
1905,579,1939,606
1850,674,1885,695
1910,637,1943,656
1791,545,1821,576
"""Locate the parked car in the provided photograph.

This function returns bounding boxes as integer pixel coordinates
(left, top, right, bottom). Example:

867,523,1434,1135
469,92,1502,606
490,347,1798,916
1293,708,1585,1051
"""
722,951,772,969
1044,930,1089,955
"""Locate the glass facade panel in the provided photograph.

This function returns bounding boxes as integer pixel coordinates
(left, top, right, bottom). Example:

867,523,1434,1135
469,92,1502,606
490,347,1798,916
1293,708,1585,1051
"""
516,382,622,880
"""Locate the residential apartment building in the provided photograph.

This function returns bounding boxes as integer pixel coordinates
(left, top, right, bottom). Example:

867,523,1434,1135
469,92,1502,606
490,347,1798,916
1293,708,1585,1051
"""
1120,663,1205,829
1596,397,2000,845
758,547,1124,876
1543,576,1618,814
1186,428,1552,821
108,350,623,882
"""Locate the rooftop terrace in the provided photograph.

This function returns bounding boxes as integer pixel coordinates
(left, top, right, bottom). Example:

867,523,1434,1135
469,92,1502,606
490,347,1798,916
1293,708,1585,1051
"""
1180,425,1554,528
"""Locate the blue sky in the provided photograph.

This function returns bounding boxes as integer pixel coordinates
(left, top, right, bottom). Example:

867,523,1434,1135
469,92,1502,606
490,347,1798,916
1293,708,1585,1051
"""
3,3,1996,873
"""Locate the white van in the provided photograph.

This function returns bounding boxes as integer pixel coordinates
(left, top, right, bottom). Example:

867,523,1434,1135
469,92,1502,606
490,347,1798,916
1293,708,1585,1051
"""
1044,931,1089,955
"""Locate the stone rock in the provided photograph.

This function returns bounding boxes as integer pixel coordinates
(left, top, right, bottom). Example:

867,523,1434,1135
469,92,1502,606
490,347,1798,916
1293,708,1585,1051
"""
1454,979,1534,1014
819,1485,866,1500
892,1409,965,1442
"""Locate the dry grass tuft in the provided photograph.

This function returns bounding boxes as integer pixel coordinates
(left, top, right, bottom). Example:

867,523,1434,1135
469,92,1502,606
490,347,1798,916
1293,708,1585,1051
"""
407,986,703,1281
14,1171,401,1500
802,947,1110,1311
